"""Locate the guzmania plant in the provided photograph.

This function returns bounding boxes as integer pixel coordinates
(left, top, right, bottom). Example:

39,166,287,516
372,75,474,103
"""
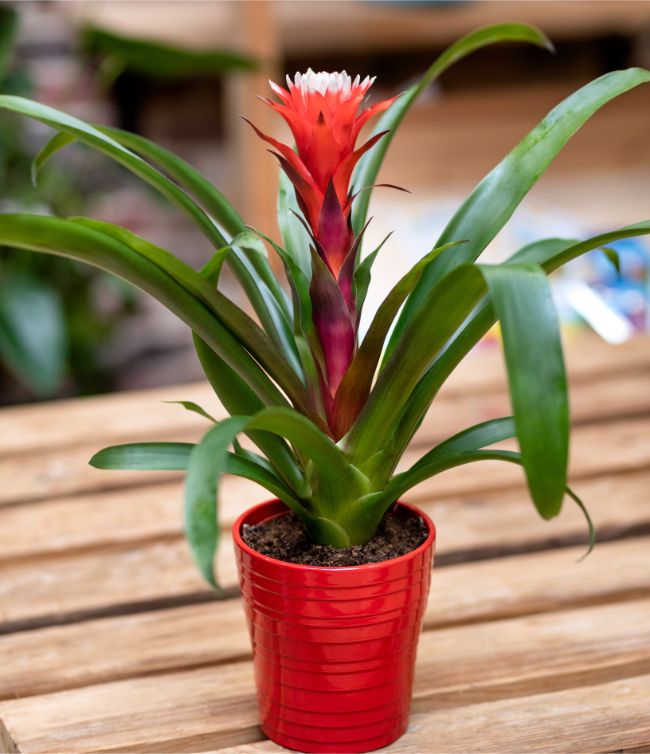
1,23,649,586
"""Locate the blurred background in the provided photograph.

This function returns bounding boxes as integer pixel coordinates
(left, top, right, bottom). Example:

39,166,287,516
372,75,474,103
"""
1,0,649,406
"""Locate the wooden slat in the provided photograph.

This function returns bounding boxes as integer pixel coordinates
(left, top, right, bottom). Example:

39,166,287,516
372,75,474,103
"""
401,415,650,497
2,457,649,570
0,335,646,459
421,368,650,439
1,536,649,690
217,675,650,754
0,335,647,754
3,407,650,508
2,415,649,628
2,595,649,753
0,383,219,458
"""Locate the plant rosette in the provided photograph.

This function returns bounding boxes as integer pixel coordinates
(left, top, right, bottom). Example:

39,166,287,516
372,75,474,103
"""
1,22,649,753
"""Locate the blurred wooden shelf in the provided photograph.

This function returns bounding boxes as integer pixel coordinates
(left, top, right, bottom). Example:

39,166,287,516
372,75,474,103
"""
376,81,650,190
57,1,650,55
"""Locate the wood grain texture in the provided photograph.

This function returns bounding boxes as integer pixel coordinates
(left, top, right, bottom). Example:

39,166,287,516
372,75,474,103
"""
1,335,649,754
2,462,649,567
2,517,649,632
0,335,646,459
2,598,650,753
216,674,650,754
1,537,649,698
3,409,650,509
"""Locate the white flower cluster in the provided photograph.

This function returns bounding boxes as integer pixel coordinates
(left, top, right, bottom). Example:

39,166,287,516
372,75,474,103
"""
288,69,375,98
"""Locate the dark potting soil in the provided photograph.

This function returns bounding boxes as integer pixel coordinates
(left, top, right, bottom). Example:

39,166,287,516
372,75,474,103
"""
241,509,427,566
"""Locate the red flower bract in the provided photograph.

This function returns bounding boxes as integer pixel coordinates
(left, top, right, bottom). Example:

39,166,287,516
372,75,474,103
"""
251,69,395,275
248,70,395,423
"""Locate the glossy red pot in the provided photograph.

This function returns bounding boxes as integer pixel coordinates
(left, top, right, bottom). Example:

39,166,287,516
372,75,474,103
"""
233,499,436,753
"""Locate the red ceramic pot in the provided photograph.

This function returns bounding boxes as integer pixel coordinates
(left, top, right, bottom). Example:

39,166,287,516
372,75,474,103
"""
233,499,436,753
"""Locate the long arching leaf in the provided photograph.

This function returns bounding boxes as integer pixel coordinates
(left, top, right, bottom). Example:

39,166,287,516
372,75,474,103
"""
90,441,301,508
90,442,195,470
32,128,293,337
0,214,287,408
333,240,463,436
351,22,554,235
393,450,595,557
387,67,650,351
193,334,308,495
389,220,650,466
186,409,368,584
347,448,593,558
68,217,314,418
348,262,569,518
0,95,230,251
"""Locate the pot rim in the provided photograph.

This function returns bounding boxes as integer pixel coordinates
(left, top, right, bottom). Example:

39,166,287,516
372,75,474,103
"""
233,499,436,573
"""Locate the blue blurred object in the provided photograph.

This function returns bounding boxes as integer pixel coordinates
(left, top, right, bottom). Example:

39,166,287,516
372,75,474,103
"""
566,236,650,334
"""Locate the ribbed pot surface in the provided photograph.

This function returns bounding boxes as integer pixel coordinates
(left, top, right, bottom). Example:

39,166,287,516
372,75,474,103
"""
233,499,436,753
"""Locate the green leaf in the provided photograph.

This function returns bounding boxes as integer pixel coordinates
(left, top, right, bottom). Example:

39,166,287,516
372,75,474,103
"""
348,262,570,519
31,127,299,388
353,232,392,321
31,131,74,186
0,213,289,409
352,22,553,235
32,125,292,325
386,225,650,472
252,228,322,365
480,264,568,518
392,448,594,557
90,442,194,470
165,401,217,423
389,67,650,346
192,334,308,496
98,127,292,323
601,247,621,274
340,417,516,535
430,416,516,455
67,217,314,418
334,240,464,435
200,246,230,285
184,422,238,586
277,168,312,280
184,417,275,587
566,487,596,559
185,409,363,584
90,439,300,507
0,272,66,397
245,408,367,518
228,230,291,319
83,26,256,80
228,231,301,376
0,94,232,253
347,263,487,463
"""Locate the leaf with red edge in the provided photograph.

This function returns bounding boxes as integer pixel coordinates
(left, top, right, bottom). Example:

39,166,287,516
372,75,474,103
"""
337,217,372,314
317,179,353,276
310,248,356,402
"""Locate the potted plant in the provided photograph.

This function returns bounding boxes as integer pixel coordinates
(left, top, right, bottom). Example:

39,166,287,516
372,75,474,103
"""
0,22,648,753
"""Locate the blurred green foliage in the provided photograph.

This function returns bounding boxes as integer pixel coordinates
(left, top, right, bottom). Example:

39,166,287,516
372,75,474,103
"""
83,26,256,87
0,4,133,402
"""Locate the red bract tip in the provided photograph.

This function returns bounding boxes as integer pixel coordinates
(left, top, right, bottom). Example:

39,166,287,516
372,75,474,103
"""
249,69,395,416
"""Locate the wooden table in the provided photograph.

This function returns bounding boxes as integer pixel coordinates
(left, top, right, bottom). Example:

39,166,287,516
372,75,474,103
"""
1,334,649,754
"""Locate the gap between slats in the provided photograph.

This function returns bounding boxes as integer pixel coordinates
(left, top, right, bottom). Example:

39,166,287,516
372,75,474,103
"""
1,596,650,753
1,334,646,460
1,536,649,700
